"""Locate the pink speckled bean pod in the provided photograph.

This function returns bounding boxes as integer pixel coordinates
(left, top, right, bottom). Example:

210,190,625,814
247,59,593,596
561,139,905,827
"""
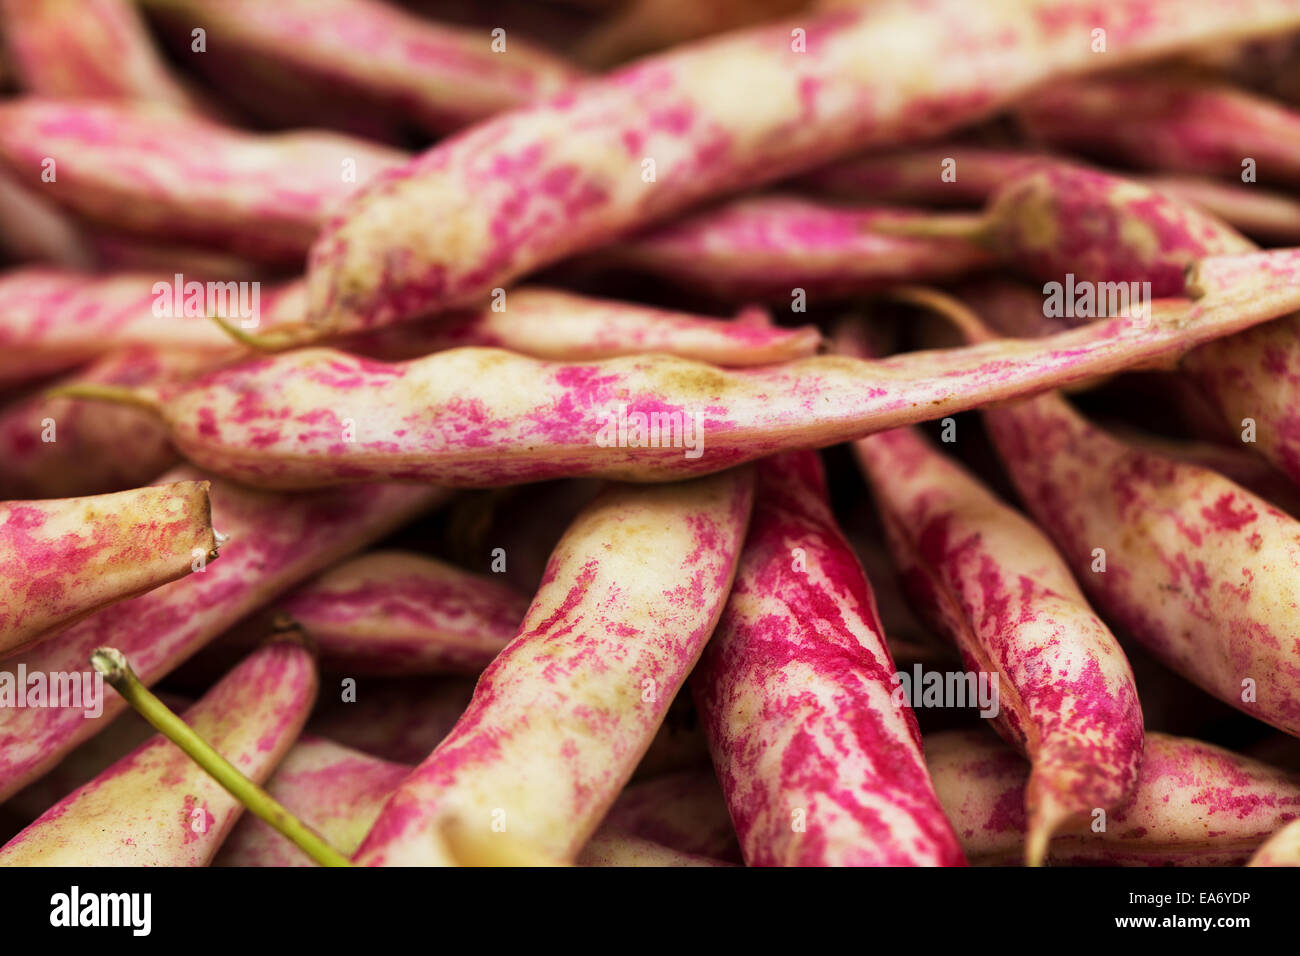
0,347,215,499
978,386,1300,737
353,469,754,865
274,550,529,676
306,0,1300,335
596,768,742,863
0,268,299,387
1249,818,1300,865
0,480,215,659
0,469,443,801
0,99,407,266
853,424,1142,865
881,162,1254,297
597,195,995,302
577,828,735,866
929,728,1300,866
1019,75,1300,186
71,249,1300,488
334,287,821,367
692,451,964,866
0,0,198,107
797,146,1300,242
213,734,410,868
0,637,316,865
139,0,582,136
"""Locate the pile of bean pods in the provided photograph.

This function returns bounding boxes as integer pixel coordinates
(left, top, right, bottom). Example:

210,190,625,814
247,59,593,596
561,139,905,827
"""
2,0,1300,869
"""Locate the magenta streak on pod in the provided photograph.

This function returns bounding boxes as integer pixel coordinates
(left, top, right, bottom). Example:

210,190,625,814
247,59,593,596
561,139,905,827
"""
353,469,755,865
598,196,995,302
305,0,1300,335
691,451,965,866
0,468,443,801
64,247,1300,489
0,99,407,265
980,389,1300,737
0,481,215,658
929,729,1300,866
853,425,1142,864
0,639,316,865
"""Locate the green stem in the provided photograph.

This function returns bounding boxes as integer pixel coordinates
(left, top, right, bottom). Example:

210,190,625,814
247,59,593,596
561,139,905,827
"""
45,383,161,412
90,645,353,868
208,313,318,351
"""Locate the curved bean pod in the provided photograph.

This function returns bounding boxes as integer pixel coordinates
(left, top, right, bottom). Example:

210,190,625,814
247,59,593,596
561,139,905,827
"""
139,0,582,136
980,389,1300,736
306,0,1300,334
0,638,315,865
1249,819,1300,865
598,195,994,302
276,551,528,676
881,163,1253,297
354,469,754,866
1019,76,1300,186
576,828,734,866
67,249,1300,488
692,451,964,865
0,0,199,107
596,768,742,863
0,168,90,267
929,728,1300,865
0,480,215,658
854,424,1142,865
213,734,410,868
332,287,821,366
0,469,442,801
0,99,407,265
0,347,210,500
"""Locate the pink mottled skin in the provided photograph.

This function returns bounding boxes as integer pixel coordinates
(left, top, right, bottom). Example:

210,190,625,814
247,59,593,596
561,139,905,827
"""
599,196,994,302
596,768,743,864
0,0,200,108
0,639,316,865
0,348,213,499
1019,76,1300,186
1250,817,1300,865
0,99,407,266
885,163,1254,297
797,145,1300,242
0,468,442,801
0,481,215,658
336,286,821,367
692,451,965,866
305,0,1300,335
853,425,1143,863
276,551,529,676
78,249,1300,489
0,168,91,267
929,729,1300,866
353,469,755,865
214,735,410,867
0,268,301,387
139,0,582,136
980,389,1300,737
